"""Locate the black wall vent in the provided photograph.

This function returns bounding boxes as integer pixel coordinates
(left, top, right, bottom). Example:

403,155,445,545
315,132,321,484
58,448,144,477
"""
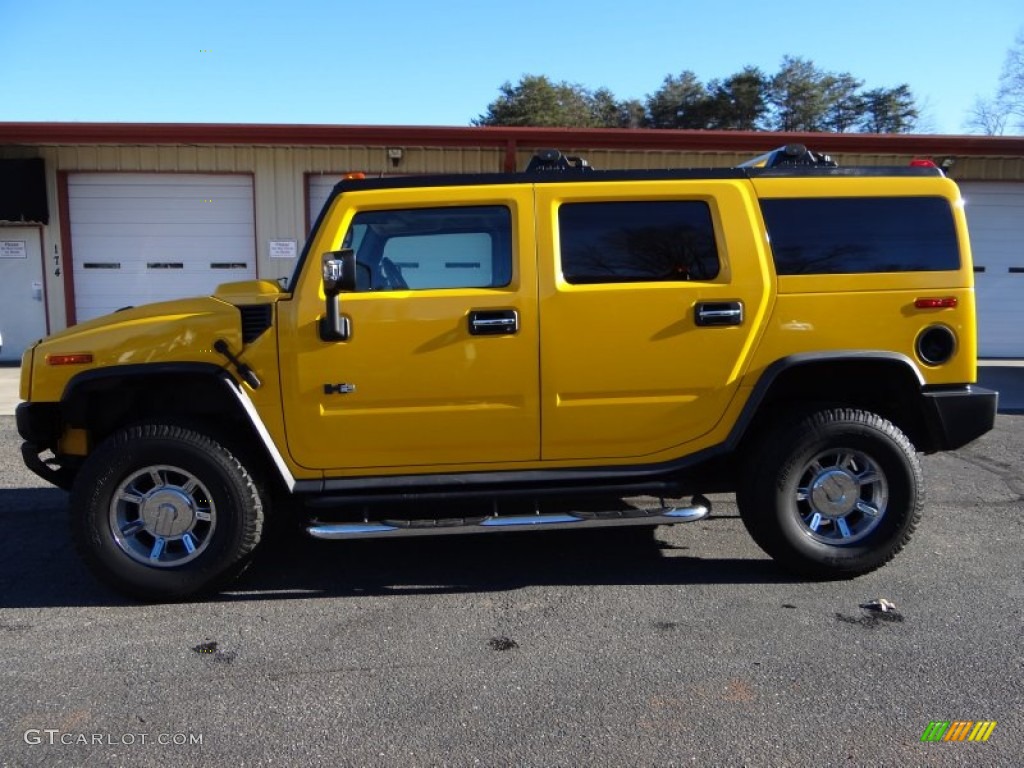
239,304,273,343
0,158,49,224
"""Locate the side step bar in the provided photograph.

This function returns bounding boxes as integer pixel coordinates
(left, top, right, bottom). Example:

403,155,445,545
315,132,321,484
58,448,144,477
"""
307,495,711,540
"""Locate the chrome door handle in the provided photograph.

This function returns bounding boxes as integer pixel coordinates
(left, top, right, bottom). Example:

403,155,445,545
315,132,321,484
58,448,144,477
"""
469,309,519,335
695,301,743,327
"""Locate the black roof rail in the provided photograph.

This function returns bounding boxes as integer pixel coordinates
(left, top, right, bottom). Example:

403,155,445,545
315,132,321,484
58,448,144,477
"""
525,149,594,173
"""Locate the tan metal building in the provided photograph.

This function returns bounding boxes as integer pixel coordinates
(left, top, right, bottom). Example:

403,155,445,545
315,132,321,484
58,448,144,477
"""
1,122,1023,360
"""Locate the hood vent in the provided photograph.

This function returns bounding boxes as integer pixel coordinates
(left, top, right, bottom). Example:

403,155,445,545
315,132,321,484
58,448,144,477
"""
239,305,273,343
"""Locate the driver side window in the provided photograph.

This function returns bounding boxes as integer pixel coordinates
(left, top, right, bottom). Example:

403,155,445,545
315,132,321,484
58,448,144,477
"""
344,205,512,291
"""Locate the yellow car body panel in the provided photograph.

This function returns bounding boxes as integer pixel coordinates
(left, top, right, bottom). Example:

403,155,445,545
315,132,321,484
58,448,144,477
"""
25,297,242,403
21,286,323,482
748,175,977,388
535,179,773,461
746,288,977,387
277,184,542,472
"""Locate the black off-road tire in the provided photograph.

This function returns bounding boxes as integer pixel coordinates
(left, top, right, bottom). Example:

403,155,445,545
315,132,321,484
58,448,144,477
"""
70,424,264,601
736,408,923,579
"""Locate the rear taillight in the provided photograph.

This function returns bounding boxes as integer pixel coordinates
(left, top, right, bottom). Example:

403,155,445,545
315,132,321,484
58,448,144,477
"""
914,297,958,309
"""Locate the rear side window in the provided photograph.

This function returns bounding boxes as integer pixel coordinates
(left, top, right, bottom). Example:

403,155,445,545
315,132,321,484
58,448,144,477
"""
761,197,960,275
559,201,720,284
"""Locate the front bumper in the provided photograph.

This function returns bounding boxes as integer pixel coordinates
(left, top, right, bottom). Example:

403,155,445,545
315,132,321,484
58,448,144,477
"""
922,385,998,451
16,401,74,489
15,401,62,446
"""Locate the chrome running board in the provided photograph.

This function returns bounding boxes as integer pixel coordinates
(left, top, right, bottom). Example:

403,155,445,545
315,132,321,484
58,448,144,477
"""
307,496,710,540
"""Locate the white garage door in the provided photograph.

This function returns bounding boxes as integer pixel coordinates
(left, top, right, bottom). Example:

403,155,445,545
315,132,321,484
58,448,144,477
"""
69,174,256,323
307,174,410,231
308,174,345,231
962,182,1024,358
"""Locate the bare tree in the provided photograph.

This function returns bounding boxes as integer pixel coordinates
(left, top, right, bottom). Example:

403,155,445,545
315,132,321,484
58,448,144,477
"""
998,30,1024,130
966,29,1024,135
967,96,1009,135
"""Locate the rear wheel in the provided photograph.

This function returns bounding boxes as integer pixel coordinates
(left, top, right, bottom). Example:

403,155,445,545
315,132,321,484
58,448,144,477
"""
737,408,922,578
70,424,264,600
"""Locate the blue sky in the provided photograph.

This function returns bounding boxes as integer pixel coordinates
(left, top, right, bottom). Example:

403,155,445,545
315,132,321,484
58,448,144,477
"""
2,0,1020,133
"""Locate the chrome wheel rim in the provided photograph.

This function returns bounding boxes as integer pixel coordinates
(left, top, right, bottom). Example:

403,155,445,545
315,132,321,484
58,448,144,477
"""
794,449,888,545
109,465,216,567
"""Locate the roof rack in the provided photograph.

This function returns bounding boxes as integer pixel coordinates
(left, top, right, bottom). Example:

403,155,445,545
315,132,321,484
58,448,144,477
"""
329,145,943,196
525,149,594,173
738,144,837,169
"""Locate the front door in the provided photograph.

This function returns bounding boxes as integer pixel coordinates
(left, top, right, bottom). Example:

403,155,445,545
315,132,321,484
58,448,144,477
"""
535,181,771,461
279,185,539,473
0,227,48,362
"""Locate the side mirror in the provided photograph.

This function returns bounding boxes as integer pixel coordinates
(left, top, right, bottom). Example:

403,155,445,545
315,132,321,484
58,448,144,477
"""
321,249,358,296
320,249,357,341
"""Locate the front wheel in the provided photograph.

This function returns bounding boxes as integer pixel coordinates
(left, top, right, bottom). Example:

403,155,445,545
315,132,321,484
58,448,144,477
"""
70,424,265,600
737,409,923,579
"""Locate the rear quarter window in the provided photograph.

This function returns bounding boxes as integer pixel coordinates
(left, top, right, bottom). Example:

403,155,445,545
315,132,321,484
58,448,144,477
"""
760,197,960,275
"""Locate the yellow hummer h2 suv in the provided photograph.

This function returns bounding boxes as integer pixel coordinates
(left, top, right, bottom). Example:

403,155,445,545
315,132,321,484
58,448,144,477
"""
17,145,998,600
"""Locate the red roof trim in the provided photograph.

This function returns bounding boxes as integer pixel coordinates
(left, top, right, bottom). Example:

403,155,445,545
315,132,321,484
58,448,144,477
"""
2,122,1023,156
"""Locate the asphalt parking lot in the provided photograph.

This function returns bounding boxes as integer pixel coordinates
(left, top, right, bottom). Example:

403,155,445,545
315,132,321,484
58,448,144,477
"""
1,382,1022,766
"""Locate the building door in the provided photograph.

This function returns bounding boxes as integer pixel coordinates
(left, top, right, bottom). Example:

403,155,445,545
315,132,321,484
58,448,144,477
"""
961,182,1024,357
0,227,47,362
67,173,256,323
307,174,345,231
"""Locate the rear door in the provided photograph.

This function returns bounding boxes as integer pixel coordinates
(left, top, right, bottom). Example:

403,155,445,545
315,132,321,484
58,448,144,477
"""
535,180,771,461
279,184,539,472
